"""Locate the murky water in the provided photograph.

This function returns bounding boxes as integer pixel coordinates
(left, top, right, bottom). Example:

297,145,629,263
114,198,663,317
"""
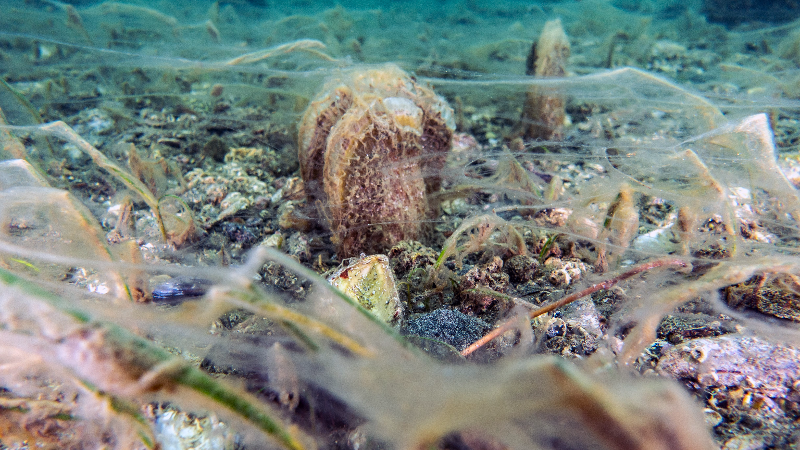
2,1,800,449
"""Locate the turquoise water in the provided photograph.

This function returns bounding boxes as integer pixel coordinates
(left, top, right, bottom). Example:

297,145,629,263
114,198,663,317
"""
2,1,800,449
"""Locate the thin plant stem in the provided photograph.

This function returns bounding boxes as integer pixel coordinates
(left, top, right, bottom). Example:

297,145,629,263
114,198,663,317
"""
225,39,334,65
32,121,169,240
461,258,688,357
225,285,374,357
259,246,423,355
0,267,308,450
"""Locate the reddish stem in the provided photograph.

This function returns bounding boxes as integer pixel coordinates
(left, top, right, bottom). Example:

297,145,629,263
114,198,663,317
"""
460,258,688,357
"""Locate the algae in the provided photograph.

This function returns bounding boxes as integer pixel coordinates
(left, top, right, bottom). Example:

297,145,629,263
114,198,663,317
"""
1,1,800,449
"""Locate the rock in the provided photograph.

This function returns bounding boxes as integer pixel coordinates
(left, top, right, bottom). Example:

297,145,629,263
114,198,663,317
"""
541,298,602,357
656,335,800,401
504,254,539,283
656,313,732,344
202,136,229,162
149,403,235,450
387,240,438,280
457,256,511,315
725,274,800,322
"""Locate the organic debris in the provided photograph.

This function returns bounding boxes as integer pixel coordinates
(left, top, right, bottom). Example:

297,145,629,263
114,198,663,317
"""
2,1,800,448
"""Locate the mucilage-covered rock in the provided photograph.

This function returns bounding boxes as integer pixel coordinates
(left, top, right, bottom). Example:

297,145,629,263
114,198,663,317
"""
298,63,455,257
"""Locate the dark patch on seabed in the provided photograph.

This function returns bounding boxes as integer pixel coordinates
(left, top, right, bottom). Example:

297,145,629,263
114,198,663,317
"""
2,0,800,449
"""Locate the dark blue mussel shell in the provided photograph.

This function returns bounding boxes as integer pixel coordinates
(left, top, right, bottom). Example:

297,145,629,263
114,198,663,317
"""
152,276,213,304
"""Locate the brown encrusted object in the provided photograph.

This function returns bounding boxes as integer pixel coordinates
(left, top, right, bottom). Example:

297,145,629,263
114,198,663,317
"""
298,63,455,257
517,18,570,141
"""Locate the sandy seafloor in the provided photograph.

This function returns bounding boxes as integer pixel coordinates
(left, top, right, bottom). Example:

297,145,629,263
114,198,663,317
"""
4,0,800,449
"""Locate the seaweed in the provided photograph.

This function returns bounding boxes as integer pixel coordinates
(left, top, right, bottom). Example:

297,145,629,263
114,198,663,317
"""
0,265,308,450
2,2,800,448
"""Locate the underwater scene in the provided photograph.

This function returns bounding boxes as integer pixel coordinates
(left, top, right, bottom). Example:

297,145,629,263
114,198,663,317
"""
4,0,800,448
